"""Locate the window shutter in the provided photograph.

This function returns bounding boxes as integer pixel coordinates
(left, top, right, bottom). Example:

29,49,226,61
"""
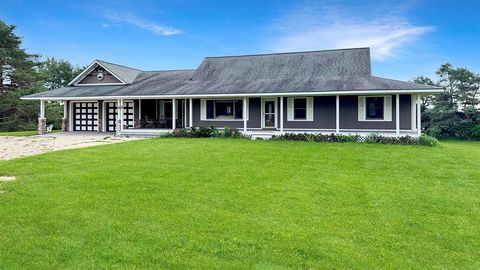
384,95,392,121
306,97,314,121
287,98,294,121
200,99,206,120
358,96,366,121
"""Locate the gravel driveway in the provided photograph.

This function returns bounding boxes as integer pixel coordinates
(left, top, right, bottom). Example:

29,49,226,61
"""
0,132,142,160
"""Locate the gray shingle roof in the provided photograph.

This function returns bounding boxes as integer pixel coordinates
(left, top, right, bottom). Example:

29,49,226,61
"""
95,60,142,84
192,48,371,81
23,48,442,99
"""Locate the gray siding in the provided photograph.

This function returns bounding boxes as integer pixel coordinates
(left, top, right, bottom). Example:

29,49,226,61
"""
339,95,411,130
192,99,243,128
191,95,412,130
281,96,336,129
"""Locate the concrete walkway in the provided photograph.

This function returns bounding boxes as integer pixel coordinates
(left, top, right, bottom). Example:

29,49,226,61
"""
0,132,143,160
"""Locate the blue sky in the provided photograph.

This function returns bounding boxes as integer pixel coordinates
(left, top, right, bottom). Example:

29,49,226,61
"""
1,0,479,81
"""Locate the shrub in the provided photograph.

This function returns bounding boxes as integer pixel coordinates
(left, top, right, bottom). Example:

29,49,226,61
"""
160,127,249,139
272,133,438,146
418,135,439,146
469,125,480,141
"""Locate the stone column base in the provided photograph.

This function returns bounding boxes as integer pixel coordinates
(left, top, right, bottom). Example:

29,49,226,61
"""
115,119,122,132
134,119,141,128
38,118,47,135
61,118,68,131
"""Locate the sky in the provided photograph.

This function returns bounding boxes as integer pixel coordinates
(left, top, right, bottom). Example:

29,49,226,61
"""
1,0,479,81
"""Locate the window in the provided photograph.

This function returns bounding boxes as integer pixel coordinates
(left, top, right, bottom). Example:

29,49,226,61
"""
294,98,307,120
287,97,313,121
205,100,243,120
365,97,384,120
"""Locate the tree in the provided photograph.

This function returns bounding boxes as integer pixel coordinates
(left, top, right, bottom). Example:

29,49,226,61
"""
0,19,83,131
0,20,39,92
416,64,480,139
38,57,83,90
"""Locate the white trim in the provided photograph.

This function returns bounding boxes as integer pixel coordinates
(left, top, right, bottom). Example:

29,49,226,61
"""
335,95,340,133
138,99,142,120
411,94,416,131
395,94,400,135
102,101,106,132
417,95,421,136
63,101,68,119
358,95,392,122
200,98,247,121
189,98,193,127
69,101,73,131
69,101,100,132
172,98,176,130
287,97,314,122
69,60,128,86
72,83,126,86
261,98,277,129
21,89,443,101
243,97,247,133
280,97,284,133
39,100,45,118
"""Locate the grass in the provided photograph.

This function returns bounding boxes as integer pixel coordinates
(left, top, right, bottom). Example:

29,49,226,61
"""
0,139,479,269
0,130,61,136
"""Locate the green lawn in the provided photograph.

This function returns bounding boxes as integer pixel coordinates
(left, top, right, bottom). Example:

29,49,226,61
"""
0,139,479,269
0,130,61,136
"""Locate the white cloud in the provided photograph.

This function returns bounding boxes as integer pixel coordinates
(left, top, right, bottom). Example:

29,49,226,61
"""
266,2,434,60
101,24,110,28
105,11,181,36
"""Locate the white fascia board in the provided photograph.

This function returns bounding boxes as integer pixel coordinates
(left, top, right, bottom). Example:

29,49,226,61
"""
68,60,127,85
20,88,443,101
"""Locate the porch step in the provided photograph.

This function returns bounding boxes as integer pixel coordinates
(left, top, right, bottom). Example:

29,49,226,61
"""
248,132,278,140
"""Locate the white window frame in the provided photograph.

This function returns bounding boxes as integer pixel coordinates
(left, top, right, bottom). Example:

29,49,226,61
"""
200,99,248,121
358,95,392,122
287,97,314,122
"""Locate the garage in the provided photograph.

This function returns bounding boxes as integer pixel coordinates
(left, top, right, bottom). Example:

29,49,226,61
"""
72,102,98,131
105,101,134,132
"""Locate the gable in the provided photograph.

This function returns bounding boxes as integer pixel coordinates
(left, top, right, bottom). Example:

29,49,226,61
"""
77,64,122,85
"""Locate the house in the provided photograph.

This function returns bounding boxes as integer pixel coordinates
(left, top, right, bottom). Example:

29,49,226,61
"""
22,48,442,138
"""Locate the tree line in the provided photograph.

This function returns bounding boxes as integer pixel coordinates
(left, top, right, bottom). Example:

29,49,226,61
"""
0,19,82,131
1,18,479,139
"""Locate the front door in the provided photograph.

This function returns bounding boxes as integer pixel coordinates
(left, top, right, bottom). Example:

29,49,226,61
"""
263,99,276,128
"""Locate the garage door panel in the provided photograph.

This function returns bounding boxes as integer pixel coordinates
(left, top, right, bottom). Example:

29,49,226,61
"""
73,102,98,131
106,101,134,132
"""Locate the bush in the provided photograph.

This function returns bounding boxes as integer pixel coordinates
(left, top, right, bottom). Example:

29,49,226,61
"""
160,127,249,139
272,133,438,146
469,125,480,141
418,135,439,146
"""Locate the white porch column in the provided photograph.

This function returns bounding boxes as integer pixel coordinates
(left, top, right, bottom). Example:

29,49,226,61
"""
38,100,47,134
119,99,124,131
417,95,421,136
243,97,247,133
40,100,45,118
280,97,284,133
172,98,176,130
184,98,187,128
138,99,142,120
411,94,416,131
189,98,193,128
335,95,340,133
63,101,68,119
396,94,400,136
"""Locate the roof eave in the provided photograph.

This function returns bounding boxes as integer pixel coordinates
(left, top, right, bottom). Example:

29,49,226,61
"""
20,88,444,101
